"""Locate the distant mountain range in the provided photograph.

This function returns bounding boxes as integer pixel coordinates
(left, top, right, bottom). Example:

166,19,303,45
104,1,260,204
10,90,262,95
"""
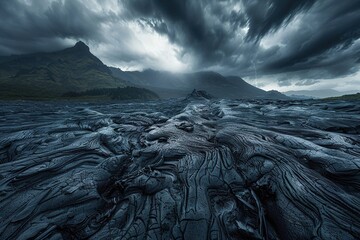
283,89,359,99
0,41,288,100
324,92,360,101
110,67,289,100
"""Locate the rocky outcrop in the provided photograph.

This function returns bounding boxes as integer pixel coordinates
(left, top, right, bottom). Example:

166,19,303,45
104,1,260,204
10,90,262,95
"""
185,89,213,100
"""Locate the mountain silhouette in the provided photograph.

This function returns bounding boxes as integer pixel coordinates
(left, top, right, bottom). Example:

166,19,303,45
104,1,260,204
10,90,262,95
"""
0,42,157,100
110,67,289,99
0,42,288,100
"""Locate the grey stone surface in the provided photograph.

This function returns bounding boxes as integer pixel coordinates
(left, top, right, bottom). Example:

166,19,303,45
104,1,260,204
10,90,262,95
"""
0,99,360,239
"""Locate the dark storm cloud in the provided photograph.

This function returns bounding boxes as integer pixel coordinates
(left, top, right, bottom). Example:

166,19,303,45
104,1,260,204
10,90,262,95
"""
123,0,242,68
295,79,320,86
122,0,360,81
262,0,360,79
0,0,114,55
243,0,316,41
0,0,359,85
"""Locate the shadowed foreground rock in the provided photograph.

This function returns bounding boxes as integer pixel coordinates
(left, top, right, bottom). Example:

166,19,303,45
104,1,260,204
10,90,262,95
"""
0,99,360,239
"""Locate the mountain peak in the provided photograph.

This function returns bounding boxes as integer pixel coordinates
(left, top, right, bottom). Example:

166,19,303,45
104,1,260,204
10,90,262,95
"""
73,41,89,52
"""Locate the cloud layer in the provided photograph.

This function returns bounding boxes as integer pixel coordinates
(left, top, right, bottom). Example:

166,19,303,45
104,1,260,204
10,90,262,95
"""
0,0,359,90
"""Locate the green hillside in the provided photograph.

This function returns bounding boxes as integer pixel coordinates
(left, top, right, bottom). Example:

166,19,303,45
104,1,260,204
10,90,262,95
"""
63,87,159,101
324,93,360,101
0,42,128,99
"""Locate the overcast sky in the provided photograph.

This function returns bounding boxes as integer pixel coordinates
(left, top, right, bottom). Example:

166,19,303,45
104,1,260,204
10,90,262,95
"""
1,0,359,91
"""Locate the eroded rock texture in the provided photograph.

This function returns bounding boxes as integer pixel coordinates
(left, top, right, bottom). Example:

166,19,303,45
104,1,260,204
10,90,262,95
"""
0,99,360,240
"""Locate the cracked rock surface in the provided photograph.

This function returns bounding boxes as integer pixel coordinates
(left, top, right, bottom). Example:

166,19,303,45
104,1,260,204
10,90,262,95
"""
0,99,360,239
